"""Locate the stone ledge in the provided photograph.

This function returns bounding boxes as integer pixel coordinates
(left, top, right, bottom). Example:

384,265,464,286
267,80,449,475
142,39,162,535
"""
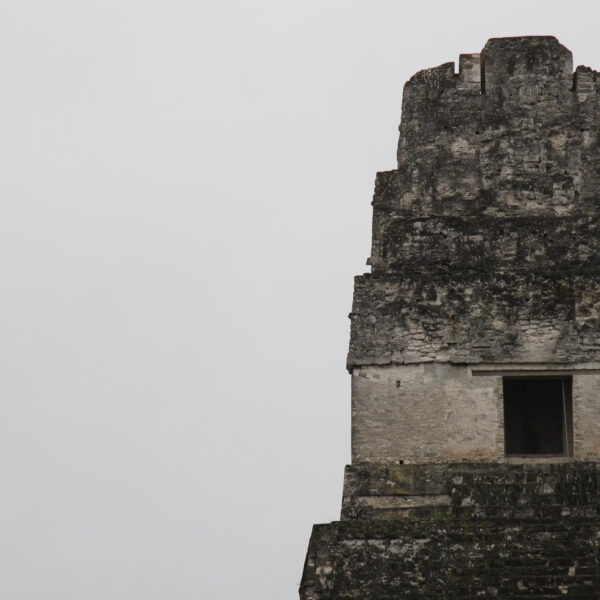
300,514,600,599
341,462,600,520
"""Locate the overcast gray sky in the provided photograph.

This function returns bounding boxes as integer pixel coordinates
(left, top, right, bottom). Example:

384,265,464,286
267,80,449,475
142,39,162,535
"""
2,1,600,599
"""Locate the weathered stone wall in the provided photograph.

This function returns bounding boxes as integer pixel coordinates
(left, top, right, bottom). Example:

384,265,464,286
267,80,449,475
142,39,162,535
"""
300,464,600,599
352,364,503,463
352,365,600,463
573,374,600,460
299,38,600,599
349,36,600,370
302,518,600,599
349,274,600,367
345,35,600,463
340,462,600,520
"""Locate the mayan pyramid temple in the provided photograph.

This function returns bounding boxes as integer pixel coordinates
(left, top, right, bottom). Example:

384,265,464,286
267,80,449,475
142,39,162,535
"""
300,37,600,599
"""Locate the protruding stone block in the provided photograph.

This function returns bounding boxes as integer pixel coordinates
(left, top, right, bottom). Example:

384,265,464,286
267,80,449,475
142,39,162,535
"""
459,52,481,86
482,36,573,100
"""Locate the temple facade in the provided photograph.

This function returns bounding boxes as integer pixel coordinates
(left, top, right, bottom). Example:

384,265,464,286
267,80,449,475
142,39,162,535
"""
300,37,600,599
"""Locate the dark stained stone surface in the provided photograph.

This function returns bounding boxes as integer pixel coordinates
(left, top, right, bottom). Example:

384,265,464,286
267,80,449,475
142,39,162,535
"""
349,36,600,369
301,464,600,599
301,37,600,599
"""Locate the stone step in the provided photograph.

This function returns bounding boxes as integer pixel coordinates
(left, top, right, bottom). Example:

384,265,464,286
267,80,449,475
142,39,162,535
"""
342,500,600,520
302,499,600,600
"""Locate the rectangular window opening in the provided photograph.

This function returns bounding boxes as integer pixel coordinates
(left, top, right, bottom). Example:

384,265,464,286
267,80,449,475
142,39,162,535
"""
503,376,573,457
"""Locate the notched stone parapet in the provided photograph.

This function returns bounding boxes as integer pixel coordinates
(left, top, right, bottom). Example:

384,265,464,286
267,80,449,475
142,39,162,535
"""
394,37,599,218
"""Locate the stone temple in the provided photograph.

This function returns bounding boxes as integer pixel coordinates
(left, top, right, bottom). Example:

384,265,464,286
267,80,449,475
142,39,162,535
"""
300,37,600,598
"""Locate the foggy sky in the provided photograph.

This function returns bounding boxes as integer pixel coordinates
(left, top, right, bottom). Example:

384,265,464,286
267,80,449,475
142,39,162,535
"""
2,1,600,598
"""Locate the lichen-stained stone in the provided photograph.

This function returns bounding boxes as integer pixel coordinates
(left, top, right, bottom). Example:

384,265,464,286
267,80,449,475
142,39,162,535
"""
354,36,600,373
301,464,600,600
300,37,600,599
348,273,600,367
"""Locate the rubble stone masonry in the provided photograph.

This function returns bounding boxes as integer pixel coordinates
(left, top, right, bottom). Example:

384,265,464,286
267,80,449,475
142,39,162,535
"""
349,36,600,463
300,37,600,599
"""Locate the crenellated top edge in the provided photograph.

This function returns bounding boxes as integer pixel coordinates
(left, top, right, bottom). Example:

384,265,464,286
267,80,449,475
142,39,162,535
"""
403,36,591,99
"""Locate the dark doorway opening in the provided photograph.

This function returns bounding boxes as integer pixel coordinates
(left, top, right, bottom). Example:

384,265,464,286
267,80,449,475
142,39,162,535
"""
503,377,573,456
